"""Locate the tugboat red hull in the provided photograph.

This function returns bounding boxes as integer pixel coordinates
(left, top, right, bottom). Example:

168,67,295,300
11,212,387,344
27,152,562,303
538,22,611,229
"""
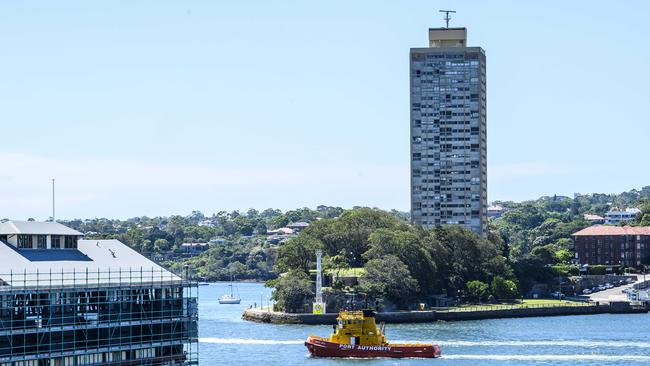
305,336,441,358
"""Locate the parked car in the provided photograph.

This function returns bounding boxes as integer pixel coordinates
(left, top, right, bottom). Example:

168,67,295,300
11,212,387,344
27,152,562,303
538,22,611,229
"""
550,291,565,299
582,289,592,295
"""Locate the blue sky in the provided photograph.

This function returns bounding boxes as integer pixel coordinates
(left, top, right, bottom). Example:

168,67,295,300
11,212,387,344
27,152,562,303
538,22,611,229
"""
1,1,649,219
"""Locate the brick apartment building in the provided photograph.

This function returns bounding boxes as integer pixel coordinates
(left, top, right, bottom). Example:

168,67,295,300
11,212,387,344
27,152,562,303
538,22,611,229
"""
572,226,650,266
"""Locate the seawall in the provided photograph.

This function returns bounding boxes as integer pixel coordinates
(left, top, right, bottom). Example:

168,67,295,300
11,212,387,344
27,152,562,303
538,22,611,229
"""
242,303,648,325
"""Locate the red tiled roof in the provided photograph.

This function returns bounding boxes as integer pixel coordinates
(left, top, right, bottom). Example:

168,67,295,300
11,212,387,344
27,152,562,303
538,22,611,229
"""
572,225,650,236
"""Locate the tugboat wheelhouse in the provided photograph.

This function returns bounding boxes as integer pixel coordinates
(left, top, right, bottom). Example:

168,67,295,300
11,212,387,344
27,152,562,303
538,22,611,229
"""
0,220,198,366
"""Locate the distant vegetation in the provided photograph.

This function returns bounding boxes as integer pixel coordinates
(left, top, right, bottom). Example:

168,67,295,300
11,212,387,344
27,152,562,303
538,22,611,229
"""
492,186,650,292
63,206,351,280
270,207,515,311
60,186,650,312
268,187,650,311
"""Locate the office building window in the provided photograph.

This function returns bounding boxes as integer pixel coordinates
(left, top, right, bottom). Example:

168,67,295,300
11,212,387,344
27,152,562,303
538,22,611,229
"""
37,235,47,249
17,235,33,249
51,235,61,249
64,236,78,249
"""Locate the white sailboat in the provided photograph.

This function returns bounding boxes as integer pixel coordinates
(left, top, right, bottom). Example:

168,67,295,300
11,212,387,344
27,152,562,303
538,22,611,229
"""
219,279,241,304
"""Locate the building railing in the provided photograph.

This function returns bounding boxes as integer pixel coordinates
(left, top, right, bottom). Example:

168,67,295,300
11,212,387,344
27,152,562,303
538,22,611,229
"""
0,267,188,291
434,301,595,312
0,268,198,365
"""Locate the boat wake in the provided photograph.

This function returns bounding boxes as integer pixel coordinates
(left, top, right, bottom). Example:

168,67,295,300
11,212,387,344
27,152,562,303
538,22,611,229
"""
200,338,650,349
199,338,303,345
437,340,650,348
443,355,650,361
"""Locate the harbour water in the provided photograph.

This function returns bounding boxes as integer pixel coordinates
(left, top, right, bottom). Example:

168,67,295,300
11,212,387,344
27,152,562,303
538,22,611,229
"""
199,282,650,366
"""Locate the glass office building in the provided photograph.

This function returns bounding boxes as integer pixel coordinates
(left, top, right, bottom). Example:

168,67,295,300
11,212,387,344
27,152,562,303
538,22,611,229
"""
0,221,198,366
410,27,488,237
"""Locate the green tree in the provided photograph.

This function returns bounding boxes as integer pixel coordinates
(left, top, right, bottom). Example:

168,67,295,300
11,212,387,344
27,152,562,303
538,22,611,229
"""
275,236,321,273
234,216,254,236
425,226,512,296
640,214,650,226
153,238,171,252
531,244,558,265
141,239,153,253
305,208,406,266
465,280,490,303
359,255,419,306
226,261,248,279
364,228,437,294
255,221,268,235
270,270,313,313
326,251,350,284
491,276,518,300
554,248,572,264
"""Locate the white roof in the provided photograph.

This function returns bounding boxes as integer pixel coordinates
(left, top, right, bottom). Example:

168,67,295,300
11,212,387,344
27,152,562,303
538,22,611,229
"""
0,220,83,236
606,208,641,215
583,214,605,220
0,239,180,289
268,227,294,235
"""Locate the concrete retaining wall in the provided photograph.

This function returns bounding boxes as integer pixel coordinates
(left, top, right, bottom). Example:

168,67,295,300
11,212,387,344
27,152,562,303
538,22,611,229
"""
242,303,647,325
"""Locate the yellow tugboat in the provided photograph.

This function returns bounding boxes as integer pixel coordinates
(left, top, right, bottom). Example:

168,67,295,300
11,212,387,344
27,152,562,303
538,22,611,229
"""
305,309,441,358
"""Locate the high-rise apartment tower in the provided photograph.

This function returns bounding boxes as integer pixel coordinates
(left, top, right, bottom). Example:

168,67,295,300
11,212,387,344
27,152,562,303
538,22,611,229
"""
410,27,487,236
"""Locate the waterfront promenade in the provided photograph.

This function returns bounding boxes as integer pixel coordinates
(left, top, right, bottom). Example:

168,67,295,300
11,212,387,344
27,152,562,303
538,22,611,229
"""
242,301,648,325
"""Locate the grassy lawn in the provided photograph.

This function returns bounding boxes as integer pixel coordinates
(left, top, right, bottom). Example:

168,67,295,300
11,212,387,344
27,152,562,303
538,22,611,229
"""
446,299,588,312
335,267,365,277
320,267,366,278
520,299,584,306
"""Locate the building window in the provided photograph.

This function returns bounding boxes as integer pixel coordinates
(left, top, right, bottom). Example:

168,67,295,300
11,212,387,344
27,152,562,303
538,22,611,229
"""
37,235,47,249
51,235,61,249
0,235,6,243
17,235,33,249
64,236,78,249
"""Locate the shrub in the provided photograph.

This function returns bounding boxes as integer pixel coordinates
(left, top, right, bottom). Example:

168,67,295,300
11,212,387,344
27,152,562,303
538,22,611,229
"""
552,265,580,277
491,276,519,300
588,265,607,275
465,280,490,303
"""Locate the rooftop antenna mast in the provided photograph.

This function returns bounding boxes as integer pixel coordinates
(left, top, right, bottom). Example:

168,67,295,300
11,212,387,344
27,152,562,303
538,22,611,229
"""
439,10,456,28
52,178,55,221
